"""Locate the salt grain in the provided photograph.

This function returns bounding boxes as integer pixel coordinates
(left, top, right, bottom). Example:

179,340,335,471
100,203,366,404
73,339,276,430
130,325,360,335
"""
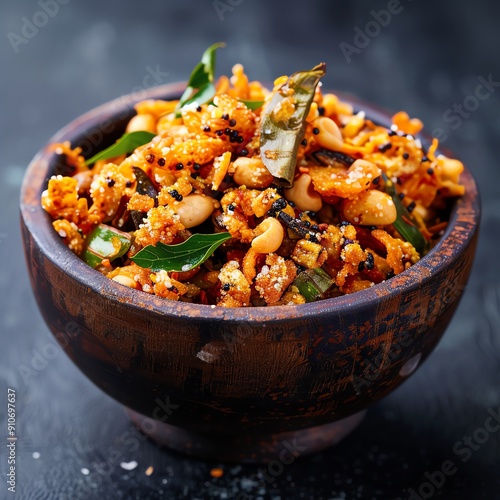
120,461,138,471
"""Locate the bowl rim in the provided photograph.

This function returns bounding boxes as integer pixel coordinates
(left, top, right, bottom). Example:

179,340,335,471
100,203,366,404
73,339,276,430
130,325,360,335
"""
20,82,481,323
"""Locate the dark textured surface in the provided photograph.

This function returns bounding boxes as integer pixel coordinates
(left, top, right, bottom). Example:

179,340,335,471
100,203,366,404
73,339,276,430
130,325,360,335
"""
2,1,500,499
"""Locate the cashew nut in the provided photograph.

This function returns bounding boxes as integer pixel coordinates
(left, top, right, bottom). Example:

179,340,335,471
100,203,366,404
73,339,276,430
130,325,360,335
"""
251,217,284,254
284,174,323,212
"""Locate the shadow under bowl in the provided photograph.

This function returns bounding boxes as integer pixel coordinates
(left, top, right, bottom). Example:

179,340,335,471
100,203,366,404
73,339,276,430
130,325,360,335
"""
20,83,480,462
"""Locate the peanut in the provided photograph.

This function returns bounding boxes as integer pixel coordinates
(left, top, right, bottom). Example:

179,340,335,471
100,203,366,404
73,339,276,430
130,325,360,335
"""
313,116,344,151
175,194,216,228
342,189,397,226
112,274,139,289
233,157,274,189
126,113,156,134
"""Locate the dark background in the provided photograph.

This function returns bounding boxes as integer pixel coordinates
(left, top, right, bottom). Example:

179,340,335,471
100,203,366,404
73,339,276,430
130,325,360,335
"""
1,1,500,499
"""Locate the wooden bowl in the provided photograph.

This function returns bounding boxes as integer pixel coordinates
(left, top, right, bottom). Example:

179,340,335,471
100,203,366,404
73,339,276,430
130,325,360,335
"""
20,83,480,462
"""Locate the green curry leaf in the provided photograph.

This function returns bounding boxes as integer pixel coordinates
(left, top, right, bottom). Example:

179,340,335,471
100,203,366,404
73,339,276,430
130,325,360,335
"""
176,42,225,116
259,62,326,186
382,173,427,254
240,99,265,110
131,232,232,272
85,131,156,166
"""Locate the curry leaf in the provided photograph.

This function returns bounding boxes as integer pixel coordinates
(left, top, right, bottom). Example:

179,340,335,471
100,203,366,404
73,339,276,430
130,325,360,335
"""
382,173,427,254
85,131,156,166
131,232,232,272
259,62,326,186
240,99,265,110
176,42,225,115
181,82,216,110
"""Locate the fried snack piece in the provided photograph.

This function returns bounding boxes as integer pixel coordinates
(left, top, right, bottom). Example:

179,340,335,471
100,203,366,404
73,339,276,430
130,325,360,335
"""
42,175,100,233
218,260,252,307
132,205,184,249
151,270,189,300
52,219,85,255
308,160,381,200
371,229,419,275
41,175,78,219
157,169,194,205
120,132,231,175
254,254,297,304
107,263,154,292
392,111,423,136
182,94,257,145
134,99,178,119
336,241,367,288
242,247,259,282
127,193,155,212
291,239,328,269
89,163,135,221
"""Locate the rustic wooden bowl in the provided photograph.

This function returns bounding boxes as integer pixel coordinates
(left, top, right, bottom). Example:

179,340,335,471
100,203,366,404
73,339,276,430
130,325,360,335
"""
20,83,480,462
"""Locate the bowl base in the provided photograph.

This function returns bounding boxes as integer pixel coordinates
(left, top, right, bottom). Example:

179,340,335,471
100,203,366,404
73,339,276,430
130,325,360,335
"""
125,408,366,463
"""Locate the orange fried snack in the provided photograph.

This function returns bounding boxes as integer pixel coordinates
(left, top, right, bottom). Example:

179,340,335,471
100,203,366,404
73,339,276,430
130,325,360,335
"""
41,59,465,307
